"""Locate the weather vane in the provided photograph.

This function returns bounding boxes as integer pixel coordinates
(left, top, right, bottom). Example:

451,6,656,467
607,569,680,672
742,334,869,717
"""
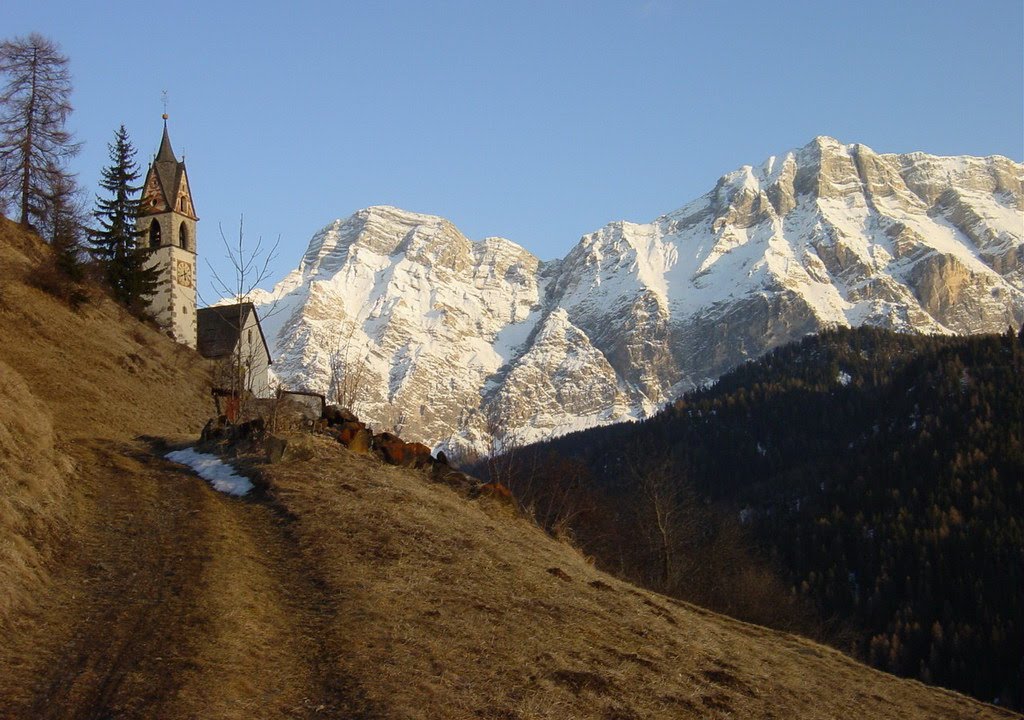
161,90,169,120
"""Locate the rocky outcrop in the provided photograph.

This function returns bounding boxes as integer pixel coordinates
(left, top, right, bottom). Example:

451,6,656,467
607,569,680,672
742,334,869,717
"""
374,433,433,469
320,406,500,500
249,138,1023,457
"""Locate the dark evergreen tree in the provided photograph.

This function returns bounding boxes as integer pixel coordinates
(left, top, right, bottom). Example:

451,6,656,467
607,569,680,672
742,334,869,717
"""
0,34,80,230
25,161,89,308
46,164,86,281
89,125,158,313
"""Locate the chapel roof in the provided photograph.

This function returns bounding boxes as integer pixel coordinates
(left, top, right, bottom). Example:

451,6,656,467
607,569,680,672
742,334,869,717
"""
196,302,272,364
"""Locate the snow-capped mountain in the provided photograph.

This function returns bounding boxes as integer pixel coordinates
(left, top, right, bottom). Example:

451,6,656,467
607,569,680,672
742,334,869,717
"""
251,137,1023,458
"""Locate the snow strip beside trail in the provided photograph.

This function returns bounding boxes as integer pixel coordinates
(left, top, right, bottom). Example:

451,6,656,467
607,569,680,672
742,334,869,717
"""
165,448,254,496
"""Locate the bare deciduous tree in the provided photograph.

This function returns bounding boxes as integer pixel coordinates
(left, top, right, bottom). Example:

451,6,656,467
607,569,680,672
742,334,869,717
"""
0,34,80,231
328,322,369,411
627,454,695,592
483,409,521,489
204,216,280,415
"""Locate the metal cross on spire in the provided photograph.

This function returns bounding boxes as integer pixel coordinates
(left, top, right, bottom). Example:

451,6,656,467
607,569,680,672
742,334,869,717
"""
161,90,169,121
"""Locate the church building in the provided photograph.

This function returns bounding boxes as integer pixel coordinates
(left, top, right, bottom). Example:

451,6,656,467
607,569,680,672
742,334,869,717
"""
196,302,273,398
137,116,198,348
138,116,273,397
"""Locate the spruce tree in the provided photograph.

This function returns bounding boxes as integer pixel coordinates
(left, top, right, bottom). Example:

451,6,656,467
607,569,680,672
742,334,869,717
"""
89,125,158,313
46,165,86,281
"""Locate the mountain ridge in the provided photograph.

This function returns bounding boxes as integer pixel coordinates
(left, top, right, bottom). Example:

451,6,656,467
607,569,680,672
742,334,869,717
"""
249,136,1023,456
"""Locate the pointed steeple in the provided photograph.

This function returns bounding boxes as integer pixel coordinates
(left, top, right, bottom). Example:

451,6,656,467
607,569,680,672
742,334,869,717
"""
140,114,196,220
156,114,176,163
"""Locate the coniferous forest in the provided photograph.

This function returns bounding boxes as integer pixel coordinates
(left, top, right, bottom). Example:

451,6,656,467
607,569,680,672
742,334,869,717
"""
480,326,1024,708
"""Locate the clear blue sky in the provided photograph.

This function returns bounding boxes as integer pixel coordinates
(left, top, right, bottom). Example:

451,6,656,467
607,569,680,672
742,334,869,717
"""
4,0,1023,304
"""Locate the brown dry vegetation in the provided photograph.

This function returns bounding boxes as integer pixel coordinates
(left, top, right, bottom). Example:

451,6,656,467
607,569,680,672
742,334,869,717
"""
0,219,212,442
0,356,71,628
0,222,355,718
265,436,1019,719
0,218,1019,718
0,218,211,633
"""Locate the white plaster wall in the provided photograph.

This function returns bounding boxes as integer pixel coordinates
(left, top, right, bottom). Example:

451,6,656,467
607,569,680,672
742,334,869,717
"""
239,311,272,397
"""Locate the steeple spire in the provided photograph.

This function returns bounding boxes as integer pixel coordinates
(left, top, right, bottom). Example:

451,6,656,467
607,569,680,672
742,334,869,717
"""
156,114,176,163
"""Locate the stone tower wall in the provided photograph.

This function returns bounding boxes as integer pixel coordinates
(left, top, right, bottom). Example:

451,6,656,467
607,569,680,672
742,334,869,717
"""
144,242,197,349
138,214,197,254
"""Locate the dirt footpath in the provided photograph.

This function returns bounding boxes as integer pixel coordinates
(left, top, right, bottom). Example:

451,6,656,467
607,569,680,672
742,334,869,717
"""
0,439,366,720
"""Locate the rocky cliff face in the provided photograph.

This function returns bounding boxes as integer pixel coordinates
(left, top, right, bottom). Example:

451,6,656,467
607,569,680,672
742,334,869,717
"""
251,138,1024,457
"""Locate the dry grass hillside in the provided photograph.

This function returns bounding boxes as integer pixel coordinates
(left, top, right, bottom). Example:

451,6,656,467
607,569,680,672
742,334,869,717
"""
0,217,211,635
0,219,212,441
0,219,1018,718
263,438,1019,719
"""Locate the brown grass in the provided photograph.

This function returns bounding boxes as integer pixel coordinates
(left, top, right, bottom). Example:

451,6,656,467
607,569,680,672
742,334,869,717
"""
265,437,1019,719
0,218,212,442
0,358,72,630
0,218,212,644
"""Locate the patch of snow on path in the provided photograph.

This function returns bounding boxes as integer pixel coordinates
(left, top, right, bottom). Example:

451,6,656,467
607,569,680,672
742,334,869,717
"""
166,448,254,496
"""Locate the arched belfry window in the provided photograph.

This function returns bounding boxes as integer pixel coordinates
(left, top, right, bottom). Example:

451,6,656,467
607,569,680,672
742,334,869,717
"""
149,221,162,248
179,222,189,250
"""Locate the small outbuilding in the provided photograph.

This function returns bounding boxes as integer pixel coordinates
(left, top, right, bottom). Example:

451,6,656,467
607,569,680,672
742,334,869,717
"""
197,302,273,398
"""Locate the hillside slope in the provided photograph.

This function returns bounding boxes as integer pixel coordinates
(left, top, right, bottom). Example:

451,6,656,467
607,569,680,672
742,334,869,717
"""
0,218,213,633
263,439,1019,719
0,221,366,717
0,220,1016,717
486,326,1024,707
0,220,212,442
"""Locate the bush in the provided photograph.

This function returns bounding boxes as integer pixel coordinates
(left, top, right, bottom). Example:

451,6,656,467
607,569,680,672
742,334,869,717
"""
30,254,89,309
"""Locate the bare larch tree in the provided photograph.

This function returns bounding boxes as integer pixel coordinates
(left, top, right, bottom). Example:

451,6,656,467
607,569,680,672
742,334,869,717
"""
0,33,80,232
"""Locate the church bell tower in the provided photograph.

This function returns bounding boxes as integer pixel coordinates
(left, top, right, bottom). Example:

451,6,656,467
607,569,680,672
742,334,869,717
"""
138,115,197,348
